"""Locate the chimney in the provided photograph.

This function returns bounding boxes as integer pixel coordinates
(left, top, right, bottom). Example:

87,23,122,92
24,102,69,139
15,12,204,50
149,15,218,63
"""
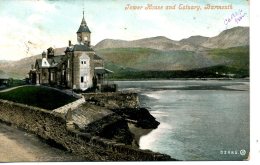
69,40,71,46
84,41,90,47
42,51,47,59
47,47,54,58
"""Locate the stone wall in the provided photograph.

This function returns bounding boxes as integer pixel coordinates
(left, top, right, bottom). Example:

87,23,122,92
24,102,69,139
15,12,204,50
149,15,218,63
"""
83,92,140,109
52,97,85,118
0,99,174,161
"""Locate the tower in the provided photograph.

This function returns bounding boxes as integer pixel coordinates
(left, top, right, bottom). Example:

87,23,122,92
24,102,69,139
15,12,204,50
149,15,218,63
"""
76,10,91,46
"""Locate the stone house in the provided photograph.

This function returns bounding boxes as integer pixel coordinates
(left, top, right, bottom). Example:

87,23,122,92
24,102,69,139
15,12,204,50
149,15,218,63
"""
30,12,112,91
0,75,10,87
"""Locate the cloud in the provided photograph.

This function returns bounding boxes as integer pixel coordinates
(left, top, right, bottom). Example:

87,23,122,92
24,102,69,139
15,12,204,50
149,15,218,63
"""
0,13,67,61
24,0,57,13
27,14,46,25
0,0,72,61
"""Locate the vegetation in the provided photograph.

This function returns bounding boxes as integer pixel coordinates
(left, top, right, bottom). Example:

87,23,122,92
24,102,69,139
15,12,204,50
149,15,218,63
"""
7,79,26,87
97,46,249,79
0,79,26,91
0,86,77,110
97,48,198,71
207,46,249,70
105,65,248,79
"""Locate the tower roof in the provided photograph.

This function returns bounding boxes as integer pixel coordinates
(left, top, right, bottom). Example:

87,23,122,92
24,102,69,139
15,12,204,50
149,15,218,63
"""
73,44,94,51
77,11,91,33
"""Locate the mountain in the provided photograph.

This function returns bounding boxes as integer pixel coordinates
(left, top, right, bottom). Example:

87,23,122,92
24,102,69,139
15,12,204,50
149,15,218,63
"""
94,26,249,78
180,36,209,46
94,36,204,51
95,26,249,50
201,26,249,49
0,55,40,79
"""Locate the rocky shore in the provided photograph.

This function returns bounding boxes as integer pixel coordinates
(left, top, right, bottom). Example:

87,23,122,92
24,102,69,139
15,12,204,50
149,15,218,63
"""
82,92,161,146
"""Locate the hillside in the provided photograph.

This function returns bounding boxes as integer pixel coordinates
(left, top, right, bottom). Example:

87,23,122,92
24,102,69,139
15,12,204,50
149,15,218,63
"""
96,48,218,71
94,36,204,51
97,46,249,79
201,26,249,49
0,55,40,79
180,36,209,46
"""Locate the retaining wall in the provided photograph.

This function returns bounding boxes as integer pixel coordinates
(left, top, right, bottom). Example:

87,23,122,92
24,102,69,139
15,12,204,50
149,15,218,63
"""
52,97,85,118
0,99,174,161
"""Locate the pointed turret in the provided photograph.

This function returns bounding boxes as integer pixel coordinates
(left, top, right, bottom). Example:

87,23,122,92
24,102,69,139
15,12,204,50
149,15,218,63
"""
76,10,91,46
77,11,91,33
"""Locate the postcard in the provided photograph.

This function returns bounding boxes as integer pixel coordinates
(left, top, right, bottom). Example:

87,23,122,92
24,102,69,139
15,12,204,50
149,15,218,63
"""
0,0,250,162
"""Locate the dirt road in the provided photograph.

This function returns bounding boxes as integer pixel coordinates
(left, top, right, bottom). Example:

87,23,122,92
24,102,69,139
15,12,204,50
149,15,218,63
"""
0,123,86,162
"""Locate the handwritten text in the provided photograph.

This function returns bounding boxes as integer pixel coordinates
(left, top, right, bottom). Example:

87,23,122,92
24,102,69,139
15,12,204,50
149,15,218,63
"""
224,9,247,26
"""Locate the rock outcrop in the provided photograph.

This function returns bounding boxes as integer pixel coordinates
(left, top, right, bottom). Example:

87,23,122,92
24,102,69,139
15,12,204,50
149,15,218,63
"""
83,92,160,129
111,107,160,129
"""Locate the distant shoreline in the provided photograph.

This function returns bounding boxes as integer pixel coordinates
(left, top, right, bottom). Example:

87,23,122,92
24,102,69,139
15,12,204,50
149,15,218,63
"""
109,77,250,81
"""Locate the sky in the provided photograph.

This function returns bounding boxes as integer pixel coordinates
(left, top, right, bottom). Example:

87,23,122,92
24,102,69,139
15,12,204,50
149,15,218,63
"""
0,0,249,61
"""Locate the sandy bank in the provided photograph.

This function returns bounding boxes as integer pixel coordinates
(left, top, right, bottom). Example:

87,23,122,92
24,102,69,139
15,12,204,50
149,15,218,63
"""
0,123,86,162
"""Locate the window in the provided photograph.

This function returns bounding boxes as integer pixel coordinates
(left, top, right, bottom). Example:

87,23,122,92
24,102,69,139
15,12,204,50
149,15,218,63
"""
51,72,54,81
67,59,70,68
67,74,70,81
81,60,88,65
81,76,84,83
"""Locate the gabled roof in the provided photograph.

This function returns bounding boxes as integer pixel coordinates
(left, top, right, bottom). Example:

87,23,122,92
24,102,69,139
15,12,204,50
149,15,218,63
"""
47,55,64,65
35,55,65,69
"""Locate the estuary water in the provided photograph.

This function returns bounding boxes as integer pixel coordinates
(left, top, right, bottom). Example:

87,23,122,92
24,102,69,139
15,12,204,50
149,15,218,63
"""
115,80,249,161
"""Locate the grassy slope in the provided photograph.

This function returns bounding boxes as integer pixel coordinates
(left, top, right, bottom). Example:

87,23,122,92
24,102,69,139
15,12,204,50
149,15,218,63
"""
207,46,249,70
0,86,77,110
97,46,249,79
97,48,205,71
